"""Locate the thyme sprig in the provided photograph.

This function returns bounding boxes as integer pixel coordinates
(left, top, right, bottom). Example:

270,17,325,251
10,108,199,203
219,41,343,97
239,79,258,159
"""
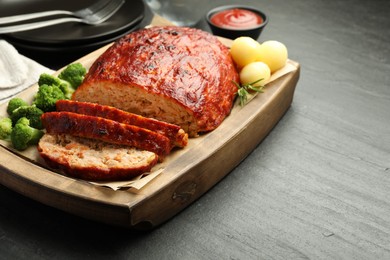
233,78,265,106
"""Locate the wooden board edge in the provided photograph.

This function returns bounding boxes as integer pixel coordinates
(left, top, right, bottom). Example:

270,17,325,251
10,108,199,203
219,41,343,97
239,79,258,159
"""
0,147,133,225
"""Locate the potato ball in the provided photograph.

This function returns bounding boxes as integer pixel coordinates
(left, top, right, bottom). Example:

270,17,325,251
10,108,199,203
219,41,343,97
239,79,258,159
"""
256,40,288,73
239,62,271,87
230,37,261,68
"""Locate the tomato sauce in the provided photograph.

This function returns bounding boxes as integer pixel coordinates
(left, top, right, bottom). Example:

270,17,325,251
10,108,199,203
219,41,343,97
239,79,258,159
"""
210,8,263,29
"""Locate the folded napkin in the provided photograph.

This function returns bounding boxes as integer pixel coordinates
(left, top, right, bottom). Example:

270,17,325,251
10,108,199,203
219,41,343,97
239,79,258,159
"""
0,40,54,103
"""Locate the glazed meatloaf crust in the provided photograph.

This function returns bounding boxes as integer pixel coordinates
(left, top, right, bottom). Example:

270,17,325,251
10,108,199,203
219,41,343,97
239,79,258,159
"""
38,134,158,181
72,26,239,136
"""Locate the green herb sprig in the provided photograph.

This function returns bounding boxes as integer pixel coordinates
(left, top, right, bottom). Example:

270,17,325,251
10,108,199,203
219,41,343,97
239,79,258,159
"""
233,78,265,106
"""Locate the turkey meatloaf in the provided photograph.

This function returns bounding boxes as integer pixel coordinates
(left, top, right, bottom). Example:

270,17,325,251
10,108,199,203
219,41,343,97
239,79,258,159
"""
55,100,188,148
38,134,158,181
72,26,239,137
41,111,172,159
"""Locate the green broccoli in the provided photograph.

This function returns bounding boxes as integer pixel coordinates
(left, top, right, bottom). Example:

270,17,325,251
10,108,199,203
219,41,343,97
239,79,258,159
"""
38,73,74,99
58,82,75,100
58,63,87,89
33,84,65,112
0,117,12,140
38,73,63,87
6,97,29,115
11,105,44,129
11,117,44,151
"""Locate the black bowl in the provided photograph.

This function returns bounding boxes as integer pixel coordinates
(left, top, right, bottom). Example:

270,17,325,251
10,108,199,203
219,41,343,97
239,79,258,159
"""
206,5,268,40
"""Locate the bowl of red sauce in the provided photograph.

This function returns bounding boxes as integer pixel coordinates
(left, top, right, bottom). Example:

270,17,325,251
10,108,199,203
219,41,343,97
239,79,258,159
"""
206,5,268,39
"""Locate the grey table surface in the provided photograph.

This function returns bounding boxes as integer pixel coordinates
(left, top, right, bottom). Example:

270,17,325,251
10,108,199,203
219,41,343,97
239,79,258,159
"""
1,0,390,259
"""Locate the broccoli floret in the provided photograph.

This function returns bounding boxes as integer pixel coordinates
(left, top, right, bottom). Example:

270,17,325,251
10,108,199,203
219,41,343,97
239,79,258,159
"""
37,63,87,100
38,73,74,99
33,84,65,112
14,116,30,126
38,73,62,87
58,63,87,89
11,117,44,151
11,105,44,129
58,82,75,100
0,117,13,140
7,97,29,115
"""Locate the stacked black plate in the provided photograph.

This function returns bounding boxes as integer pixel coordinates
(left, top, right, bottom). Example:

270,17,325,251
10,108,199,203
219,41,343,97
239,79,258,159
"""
0,0,153,69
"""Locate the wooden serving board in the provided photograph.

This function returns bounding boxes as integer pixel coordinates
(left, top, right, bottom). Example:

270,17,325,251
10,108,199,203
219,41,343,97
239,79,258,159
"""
0,23,300,230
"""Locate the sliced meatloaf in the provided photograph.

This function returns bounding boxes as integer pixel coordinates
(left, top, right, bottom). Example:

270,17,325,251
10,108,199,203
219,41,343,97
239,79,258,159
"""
72,26,239,137
41,111,172,159
55,100,188,148
38,134,158,181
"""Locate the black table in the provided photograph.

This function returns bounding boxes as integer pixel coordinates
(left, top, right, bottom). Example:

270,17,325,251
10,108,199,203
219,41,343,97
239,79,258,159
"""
1,0,389,259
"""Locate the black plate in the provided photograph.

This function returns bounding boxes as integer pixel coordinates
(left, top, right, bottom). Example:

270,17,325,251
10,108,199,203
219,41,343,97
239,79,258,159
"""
0,0,145,45
0,0,154,69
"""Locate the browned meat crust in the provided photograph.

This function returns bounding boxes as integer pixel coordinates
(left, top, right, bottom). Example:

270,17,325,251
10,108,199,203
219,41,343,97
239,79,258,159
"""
41,111,172,158
55,100,188,148
72,26,239,136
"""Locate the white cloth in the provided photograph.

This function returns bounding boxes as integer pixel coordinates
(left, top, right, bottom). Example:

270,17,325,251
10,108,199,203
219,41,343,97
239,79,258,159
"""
0,40,54,103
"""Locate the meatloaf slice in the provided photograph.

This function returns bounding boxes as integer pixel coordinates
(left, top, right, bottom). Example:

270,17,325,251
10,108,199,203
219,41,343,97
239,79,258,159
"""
55,100,188,148
41,111,172,159
38,134,158,181
72,26,239,137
